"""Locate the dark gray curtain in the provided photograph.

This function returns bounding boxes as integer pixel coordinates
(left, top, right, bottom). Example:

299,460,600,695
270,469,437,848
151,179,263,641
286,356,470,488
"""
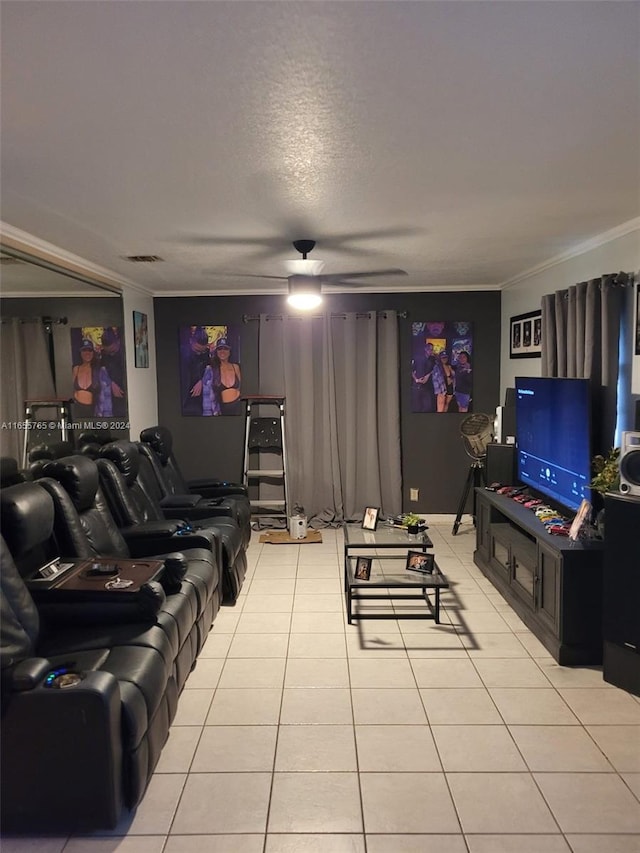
0,318,56,461
258,311,402,524
541,272,630,452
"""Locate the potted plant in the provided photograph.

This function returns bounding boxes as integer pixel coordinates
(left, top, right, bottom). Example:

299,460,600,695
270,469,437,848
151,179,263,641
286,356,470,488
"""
590,447,620,537
401,512,424,534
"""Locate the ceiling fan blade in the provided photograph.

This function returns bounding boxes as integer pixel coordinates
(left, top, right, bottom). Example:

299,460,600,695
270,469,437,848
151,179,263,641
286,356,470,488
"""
203,271,288,281
322,268,408,282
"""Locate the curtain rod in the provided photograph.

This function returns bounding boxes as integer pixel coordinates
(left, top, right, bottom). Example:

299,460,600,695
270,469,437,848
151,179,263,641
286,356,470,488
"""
242,310,407,323
0,315,68,326
556,272,635,299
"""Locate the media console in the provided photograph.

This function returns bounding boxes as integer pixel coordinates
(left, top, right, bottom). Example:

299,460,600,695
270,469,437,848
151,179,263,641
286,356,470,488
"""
474,489,604,665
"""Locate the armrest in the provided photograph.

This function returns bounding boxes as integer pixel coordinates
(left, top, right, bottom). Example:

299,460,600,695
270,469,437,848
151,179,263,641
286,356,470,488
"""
1,668,122,832
6,657,52,691
35,580,167,625
121,520,183,538
161,502,233,521
187,479,249,499
160,494,201,508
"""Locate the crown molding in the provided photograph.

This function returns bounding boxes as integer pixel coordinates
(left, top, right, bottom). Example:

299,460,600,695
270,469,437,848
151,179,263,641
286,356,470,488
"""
0,222,153,297
499,217,640,290
153,283,502,297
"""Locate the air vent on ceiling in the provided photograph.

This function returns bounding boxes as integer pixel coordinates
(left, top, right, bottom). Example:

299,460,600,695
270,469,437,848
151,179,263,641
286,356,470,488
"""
124,255,164,263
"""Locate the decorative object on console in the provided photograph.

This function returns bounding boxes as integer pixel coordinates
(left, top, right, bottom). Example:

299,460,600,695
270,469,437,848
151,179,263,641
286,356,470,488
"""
510,310,542,359
591,446,621,495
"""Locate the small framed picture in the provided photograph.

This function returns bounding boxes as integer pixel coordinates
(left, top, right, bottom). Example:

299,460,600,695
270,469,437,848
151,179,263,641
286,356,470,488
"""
405,550,435,574
568,498,592,542
133,310,149,368
362,507,380,531
510,310,542,359
354,557,372,581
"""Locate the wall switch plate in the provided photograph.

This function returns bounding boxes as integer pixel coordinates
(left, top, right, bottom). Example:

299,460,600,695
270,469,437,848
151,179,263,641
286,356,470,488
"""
410,488,419,501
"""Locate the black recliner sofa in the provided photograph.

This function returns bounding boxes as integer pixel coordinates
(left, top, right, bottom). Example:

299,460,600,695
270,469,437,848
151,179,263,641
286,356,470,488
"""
97,440,247,603
29,455,222,669
0,479,220,833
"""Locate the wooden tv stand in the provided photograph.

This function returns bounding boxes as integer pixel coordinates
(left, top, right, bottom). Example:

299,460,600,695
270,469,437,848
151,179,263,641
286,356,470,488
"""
474,489,604,665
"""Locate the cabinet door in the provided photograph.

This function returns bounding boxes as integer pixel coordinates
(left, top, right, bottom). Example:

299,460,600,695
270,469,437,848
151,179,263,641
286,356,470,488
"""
537,542,560,634
489,528,511,583
511,537,537,607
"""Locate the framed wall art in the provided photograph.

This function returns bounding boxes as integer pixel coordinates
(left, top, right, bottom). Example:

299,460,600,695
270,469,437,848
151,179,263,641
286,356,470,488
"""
411,321,473,413
510,310,542,359
133,311,149,368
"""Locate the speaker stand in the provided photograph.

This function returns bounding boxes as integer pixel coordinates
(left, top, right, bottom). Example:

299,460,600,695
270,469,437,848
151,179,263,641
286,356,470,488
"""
452,459,486,536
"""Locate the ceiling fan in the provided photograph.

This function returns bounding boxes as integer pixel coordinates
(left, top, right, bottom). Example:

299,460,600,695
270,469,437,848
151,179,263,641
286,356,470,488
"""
208,240,408,309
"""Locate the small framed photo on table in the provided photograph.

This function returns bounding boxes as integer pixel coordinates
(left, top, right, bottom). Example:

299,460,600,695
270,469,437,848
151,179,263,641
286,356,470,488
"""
406,550,435,574
354,557,372,581
362,507,380,531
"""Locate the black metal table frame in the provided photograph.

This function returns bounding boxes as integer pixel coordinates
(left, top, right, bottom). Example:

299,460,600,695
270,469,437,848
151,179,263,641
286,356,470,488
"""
343,526,449,625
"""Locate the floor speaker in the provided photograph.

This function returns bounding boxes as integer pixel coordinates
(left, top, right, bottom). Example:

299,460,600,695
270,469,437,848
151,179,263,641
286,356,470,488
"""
619,431,640,496
603,491,640,695
486,443,516,486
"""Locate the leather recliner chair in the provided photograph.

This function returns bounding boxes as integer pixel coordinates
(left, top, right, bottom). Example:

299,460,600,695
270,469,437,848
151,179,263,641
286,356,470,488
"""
139,425,251,544
0,482,187,832
23,456,221,677
98,440,247,603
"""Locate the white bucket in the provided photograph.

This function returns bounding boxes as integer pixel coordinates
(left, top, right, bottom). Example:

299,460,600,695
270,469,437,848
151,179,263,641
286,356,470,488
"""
289,515,308,539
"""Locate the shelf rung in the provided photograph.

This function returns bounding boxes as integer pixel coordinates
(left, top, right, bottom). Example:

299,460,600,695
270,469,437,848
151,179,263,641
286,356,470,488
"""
250,499,286,507
246,469,284,477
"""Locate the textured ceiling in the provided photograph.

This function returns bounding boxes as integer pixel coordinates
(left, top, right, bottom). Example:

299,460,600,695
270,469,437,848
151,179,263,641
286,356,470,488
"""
1,1,639,296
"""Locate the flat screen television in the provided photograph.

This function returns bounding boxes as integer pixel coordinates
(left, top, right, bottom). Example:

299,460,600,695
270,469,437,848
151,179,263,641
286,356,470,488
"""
515,377,592,513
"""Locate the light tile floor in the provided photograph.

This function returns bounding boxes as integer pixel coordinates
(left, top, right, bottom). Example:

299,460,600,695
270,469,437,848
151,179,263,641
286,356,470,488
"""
4,519,640,853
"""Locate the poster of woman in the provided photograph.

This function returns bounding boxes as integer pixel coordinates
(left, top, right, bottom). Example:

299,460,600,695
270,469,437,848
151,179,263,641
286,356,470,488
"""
179,325,242,416
70,326,127,418
411,321,473,413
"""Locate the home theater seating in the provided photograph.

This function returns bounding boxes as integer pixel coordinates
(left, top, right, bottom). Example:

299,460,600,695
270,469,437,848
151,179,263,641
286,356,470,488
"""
0,427,249,832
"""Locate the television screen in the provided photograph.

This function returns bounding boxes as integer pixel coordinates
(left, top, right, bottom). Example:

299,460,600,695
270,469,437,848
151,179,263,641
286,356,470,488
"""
515,377,592,513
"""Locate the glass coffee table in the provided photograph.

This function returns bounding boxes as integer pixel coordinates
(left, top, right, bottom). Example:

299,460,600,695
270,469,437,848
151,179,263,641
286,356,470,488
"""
343,523,449,624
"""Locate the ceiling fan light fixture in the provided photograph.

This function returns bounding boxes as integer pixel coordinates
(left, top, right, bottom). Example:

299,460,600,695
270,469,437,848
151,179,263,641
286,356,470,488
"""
286,275,323,310
284,257,325,276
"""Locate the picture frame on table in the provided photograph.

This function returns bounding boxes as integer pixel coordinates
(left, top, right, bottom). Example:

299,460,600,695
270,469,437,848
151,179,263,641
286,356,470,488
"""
405,550,435,574
362,506,380,531
510,310,542,359
354,557,372,581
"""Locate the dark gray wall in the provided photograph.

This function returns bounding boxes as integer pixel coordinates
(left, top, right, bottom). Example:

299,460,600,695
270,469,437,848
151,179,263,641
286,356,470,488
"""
153,290,502,513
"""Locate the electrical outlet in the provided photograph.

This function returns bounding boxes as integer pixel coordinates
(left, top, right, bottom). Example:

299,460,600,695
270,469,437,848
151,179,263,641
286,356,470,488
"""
409,488,419,502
